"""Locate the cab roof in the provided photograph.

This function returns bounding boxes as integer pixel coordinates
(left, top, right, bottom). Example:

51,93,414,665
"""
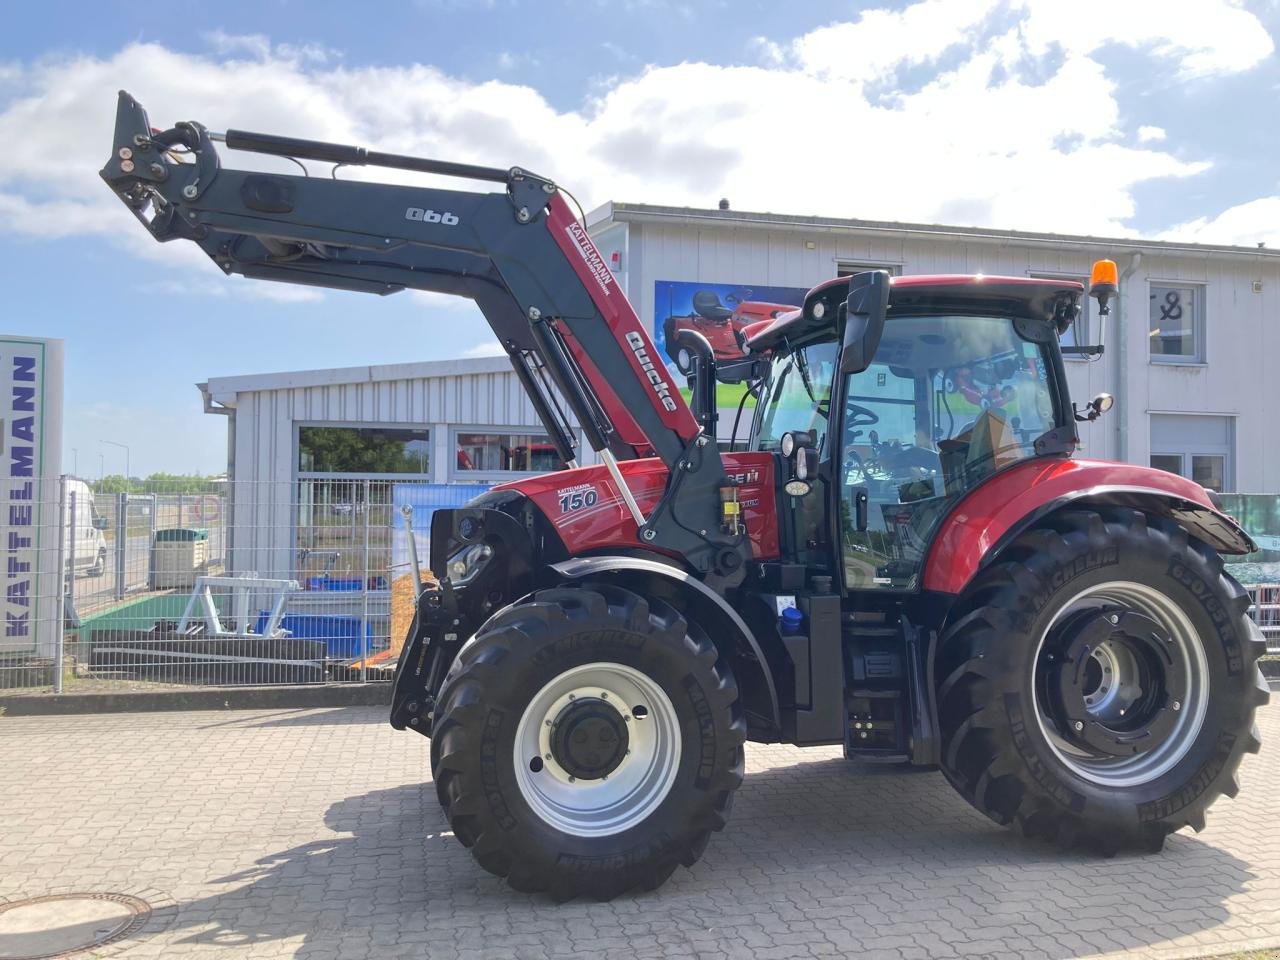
744,274,1084,351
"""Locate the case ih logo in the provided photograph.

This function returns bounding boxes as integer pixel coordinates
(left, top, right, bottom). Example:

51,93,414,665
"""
625,331,677,412
565,222,615,296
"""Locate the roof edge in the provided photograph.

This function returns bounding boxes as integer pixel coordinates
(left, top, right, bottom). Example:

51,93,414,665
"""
600,202,1280,260
203,354,512,405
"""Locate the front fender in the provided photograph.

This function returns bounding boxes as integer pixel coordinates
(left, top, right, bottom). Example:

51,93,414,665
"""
924,458,1255,596
550,555,782,738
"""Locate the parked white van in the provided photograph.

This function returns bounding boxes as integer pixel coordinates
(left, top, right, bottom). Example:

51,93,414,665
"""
65,479,108,578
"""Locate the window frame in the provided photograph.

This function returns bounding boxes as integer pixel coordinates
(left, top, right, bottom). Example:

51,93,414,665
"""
837,261,902,278
294,420,432,479
1148,280,1206,364
1148,412,1236,492
449,425,561,481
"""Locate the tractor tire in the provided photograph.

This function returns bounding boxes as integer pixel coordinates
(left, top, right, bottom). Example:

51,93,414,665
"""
430,583,745,900
935,508,1268,854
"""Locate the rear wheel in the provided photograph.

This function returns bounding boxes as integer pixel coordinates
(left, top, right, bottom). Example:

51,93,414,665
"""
430,584,745,899
936,508,1268,852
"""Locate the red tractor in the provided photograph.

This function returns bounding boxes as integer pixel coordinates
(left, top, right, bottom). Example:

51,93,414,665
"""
104,94,1268,902
662,289,797,361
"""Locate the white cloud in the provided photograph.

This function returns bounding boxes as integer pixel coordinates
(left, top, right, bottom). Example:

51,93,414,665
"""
0,0,1274,269
1159,196,1280,249
1010,0,1274,79
139,277,325,304
1137,125,1167,143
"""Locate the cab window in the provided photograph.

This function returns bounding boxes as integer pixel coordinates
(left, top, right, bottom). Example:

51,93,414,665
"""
754,340,838,457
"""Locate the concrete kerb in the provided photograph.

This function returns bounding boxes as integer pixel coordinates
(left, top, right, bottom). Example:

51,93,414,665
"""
0,683,392,716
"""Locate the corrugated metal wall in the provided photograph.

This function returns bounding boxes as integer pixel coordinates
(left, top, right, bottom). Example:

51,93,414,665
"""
211,358,589,577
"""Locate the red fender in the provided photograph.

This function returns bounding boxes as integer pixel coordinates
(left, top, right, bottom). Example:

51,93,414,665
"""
923,458,1255,596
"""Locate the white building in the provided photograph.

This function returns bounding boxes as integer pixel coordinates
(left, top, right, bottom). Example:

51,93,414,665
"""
590,202,1280,493
203,201,1280,498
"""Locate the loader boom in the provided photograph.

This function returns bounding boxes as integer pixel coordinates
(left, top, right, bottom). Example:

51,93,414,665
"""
102,92,749,582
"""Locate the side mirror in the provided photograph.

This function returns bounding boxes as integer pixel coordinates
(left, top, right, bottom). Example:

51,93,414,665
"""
840,270,890,375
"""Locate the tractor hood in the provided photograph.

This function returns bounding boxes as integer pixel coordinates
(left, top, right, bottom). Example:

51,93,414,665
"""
490,452,780,563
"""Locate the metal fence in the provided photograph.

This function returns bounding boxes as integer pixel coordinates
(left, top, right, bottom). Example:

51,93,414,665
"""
2,475,1277,694
1,476,488,693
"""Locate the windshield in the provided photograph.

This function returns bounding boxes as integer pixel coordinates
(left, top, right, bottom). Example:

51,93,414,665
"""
753,340,839,456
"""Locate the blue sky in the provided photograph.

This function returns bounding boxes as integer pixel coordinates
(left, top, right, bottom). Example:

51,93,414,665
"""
2,0,1277,476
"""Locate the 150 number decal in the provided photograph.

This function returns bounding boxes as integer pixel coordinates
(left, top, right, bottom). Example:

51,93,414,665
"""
558,489,598,513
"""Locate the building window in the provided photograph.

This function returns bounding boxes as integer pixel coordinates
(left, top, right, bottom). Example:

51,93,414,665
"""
1030,273,1090,351
1149,283,1205,362
837,262,901,277
298,426,430,475
454,430,561,476
1149,414,1234,492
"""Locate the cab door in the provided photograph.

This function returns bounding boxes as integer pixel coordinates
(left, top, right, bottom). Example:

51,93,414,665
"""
835,314,1062,592
838,361,942,589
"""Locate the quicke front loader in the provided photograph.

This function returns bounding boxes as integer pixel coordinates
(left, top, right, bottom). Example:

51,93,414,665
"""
103,93,1269,900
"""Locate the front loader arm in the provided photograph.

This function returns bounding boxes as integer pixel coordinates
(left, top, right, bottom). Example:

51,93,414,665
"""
102,91,749,584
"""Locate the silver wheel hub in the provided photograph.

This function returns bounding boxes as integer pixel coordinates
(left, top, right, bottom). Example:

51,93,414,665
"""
514,662,681,837
1033,581,1209,788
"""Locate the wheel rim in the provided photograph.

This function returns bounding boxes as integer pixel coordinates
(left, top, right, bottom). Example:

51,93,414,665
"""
1032,581,1209,788
513,662,681,837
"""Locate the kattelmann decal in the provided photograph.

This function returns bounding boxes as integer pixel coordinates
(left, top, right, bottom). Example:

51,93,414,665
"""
565,222,615,296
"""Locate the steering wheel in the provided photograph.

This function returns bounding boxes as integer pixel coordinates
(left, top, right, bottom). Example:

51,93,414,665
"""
846,402,879,429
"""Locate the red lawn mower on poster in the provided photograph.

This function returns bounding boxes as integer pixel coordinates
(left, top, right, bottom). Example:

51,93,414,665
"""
662,289,797,361
104,93,1267,902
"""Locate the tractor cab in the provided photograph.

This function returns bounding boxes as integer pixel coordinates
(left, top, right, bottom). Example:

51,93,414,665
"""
747,272,1087,592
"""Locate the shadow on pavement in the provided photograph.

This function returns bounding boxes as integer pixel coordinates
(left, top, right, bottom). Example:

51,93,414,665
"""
160,752,1256,959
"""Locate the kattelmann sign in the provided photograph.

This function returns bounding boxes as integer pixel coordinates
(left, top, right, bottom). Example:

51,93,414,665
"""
1,337,64,657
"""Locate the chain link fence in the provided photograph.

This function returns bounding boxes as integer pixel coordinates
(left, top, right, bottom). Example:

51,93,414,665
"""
2,476,1277,694
1,476,487,693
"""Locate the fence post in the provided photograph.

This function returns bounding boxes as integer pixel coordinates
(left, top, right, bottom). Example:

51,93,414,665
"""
360,478,371,684
53,477,69,694
114,492,127,600
178,493,185,528
148,493,157,587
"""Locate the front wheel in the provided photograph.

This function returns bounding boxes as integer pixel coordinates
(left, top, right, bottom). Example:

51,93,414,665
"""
430,584,745,900
936,508,1268,852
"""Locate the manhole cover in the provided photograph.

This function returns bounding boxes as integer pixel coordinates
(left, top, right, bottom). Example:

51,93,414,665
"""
0,893,151,960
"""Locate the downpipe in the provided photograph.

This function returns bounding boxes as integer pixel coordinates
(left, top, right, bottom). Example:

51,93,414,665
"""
1116,251,1143,463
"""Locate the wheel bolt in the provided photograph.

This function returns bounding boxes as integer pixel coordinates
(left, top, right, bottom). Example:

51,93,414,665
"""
545,720,552,727
1172,700,1181,712
601,692,608,699
568,693,576,700
1073,721,1084,732
568,776,576,783
1109,614,1119,625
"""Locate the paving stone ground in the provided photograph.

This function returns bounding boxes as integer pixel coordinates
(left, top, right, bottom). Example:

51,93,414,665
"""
2,700,1278,960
